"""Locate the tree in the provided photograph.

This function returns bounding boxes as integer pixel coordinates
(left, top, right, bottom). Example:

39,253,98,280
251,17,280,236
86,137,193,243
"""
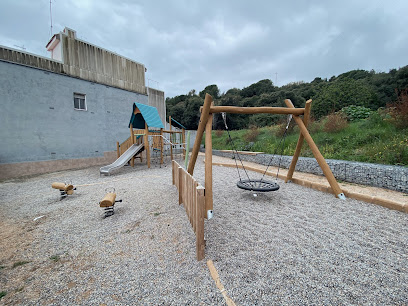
241,79,275,97
199,85,220,99
183,96,204,129
312,78,379,119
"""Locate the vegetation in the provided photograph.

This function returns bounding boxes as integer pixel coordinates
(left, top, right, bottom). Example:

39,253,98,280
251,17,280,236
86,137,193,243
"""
0,291,6,299
166,65,408,166
166,66,408,130
205,108,408,166
49,255,60,262
12,261,30,268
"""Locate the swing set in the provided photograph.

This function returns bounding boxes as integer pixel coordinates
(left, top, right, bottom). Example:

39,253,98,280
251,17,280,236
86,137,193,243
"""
220,112,292,193
173,93,346,260
187,93,346,219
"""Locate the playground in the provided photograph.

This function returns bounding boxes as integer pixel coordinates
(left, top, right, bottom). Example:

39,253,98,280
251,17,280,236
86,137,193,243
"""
1,96,407,304
0,152,407,304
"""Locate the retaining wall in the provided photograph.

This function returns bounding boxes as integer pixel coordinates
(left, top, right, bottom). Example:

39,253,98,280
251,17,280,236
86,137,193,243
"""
209,150,408,193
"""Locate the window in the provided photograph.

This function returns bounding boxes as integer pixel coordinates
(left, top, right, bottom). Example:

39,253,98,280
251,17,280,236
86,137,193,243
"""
74,93,87,110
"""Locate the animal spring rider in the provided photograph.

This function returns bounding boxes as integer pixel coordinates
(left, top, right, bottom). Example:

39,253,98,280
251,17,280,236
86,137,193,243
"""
99,188,122,218
51,181,76,199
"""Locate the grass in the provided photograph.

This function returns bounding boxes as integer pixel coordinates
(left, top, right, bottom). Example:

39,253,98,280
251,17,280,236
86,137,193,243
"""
207,113,408,166
0,291,6,299
49,255,60,262
12,261,30,269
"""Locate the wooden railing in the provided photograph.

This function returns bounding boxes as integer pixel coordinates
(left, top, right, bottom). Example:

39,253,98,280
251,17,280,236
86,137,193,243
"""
117,130,145,157
172,160,205,260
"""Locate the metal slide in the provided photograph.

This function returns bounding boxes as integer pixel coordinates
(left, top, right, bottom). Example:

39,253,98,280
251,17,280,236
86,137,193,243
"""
100,143,144,175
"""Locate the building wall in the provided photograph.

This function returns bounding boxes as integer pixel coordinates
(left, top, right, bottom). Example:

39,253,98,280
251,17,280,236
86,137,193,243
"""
1,38,147,96
0,60,148,166
148,87,166,125
61,34,147,95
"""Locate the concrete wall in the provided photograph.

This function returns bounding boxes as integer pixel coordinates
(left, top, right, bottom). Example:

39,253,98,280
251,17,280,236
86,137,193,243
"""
1,36,147,95
0,60,148,167
61,34,147,94
0,46,64,73
148,87,166,125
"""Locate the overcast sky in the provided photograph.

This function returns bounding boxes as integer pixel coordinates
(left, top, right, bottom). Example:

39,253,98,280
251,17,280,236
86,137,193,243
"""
1,0,407,97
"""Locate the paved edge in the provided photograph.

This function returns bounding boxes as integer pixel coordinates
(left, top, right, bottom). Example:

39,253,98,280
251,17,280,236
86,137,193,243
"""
211,162,408,214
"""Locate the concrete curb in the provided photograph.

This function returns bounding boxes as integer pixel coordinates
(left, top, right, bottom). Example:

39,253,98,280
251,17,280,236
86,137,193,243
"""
211,162,407,214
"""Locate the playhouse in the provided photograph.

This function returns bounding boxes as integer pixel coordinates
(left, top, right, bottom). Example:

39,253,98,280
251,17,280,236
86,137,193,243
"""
100,103,186,175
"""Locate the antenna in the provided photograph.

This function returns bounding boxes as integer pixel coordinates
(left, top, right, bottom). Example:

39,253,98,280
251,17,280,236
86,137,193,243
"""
50,0,53,35
14,45,26,51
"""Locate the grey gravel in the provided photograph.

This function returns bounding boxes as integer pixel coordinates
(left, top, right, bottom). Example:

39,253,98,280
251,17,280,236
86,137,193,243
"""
0,155,407,305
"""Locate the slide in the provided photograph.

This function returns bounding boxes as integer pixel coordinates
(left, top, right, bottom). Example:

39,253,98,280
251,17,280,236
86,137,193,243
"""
100,143,144,175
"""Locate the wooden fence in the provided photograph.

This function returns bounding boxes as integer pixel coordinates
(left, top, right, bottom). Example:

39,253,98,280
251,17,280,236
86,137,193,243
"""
172,160,205,260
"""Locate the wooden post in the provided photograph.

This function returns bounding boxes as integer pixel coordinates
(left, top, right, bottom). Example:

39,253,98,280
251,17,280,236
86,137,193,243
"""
160,128,164,164
188,93,213,175
182,128,186,159
285,99,345,198
130,124,134,144
130,124,135,167
172,160,175,185
169,116,173,160
116,141,120,159
196,186,205,261
178,166,183,205
285,99,312,182
205,104,213,218
145,123,151,168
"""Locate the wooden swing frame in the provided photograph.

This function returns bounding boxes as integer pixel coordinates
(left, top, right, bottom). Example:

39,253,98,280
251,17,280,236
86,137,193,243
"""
187,93,346,218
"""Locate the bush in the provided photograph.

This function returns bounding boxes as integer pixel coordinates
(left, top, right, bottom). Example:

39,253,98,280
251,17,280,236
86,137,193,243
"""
275,121,295,137
215,129,224,137
387,89,408,129
341,105,372,121
323,113,348,133
306,119,322,134
244,125,260,142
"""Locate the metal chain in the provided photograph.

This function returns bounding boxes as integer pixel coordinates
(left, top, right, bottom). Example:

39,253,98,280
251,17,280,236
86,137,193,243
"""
261,115,292,181
221,113,254,186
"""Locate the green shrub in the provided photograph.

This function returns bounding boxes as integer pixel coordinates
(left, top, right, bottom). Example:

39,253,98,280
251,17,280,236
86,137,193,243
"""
341,105,372,121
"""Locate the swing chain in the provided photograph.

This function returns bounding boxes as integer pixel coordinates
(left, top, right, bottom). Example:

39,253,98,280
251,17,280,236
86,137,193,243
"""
261,114,292,181
221,112,254,187
221,112,228,129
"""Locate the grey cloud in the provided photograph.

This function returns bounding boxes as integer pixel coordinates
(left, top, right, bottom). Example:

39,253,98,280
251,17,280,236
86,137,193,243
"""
1,0,407,97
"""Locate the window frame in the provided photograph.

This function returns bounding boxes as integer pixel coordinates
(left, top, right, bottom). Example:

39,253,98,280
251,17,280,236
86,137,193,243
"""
73,93,87,111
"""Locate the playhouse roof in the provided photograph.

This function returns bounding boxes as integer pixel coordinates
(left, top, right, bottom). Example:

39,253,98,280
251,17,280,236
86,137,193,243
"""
128,102,164,129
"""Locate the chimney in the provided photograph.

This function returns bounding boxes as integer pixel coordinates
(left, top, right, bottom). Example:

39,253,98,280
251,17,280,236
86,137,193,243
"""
63,27,77,39
46,27,77,61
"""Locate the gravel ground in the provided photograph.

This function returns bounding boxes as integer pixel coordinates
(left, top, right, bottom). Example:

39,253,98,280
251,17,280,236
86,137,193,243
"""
0,155,407,305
